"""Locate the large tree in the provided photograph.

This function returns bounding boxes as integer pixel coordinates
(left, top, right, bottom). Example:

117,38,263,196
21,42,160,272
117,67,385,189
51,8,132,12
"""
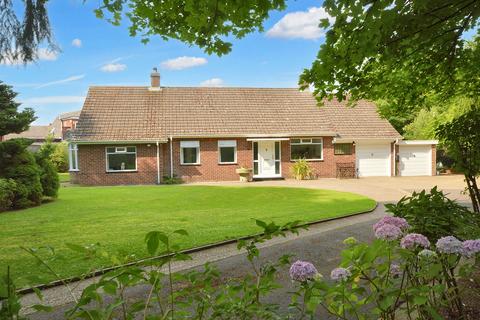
0,0,56,64
0,81,36,137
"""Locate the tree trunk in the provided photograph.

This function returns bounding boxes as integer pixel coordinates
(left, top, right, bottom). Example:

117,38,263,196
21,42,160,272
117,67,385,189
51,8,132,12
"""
465,175,480,213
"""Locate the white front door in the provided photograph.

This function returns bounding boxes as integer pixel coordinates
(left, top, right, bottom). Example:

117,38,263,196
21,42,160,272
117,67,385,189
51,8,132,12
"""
254,140,281,177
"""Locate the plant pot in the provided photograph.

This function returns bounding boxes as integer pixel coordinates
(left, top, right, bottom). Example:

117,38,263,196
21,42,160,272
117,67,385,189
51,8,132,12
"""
235,168,252,182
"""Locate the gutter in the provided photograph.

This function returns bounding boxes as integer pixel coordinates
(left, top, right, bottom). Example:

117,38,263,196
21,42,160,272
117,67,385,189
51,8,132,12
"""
156,141,161,184
169,136,174,177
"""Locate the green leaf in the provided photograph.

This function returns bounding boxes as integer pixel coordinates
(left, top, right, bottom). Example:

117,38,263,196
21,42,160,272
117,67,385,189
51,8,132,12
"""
32,304,53,312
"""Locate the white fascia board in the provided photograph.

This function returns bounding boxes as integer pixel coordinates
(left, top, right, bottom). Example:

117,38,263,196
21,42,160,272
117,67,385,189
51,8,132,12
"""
397,140,439,145
71,140,168,144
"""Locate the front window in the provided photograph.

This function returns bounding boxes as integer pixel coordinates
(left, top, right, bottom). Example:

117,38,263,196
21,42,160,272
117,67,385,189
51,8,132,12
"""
334,143,353,155
180,141,200,165
68,143,78,171
218,140,237,164
290,138,323,160
106,146,137,172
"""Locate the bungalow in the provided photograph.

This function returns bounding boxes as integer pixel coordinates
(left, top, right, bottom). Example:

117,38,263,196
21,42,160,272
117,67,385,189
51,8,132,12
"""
68,69,437,185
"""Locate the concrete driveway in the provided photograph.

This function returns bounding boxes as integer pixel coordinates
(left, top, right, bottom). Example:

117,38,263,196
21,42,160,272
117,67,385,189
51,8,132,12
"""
26,175,469,319
195,174,469,204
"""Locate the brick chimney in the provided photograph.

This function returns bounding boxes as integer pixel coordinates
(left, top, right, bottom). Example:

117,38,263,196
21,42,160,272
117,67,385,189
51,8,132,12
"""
149,67,161,91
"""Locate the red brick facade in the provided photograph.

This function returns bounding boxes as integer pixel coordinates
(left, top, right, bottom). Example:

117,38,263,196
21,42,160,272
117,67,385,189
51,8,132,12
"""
71,137,357,185
70,144,160,185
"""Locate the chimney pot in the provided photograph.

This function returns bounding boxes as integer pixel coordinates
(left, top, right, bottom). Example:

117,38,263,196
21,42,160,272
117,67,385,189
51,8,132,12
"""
150,67,160,90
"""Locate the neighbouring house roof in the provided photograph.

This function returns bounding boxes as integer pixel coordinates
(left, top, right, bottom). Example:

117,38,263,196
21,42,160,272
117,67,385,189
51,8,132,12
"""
51,110,81,139
70,86,402,142
4,125,54,141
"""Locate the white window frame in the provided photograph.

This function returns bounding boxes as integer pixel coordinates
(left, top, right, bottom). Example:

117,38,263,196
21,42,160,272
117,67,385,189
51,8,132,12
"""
105,146,137,172
68,143,79,171
218,140,237,164
290,137,323,161
180,141,200,165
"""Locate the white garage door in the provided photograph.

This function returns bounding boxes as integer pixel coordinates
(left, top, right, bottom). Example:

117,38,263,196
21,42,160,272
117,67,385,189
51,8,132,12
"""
356,143,391,177
399,145,432,176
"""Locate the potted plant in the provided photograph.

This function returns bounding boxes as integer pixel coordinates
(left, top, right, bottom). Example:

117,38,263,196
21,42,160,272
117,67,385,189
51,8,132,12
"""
291,158,312,180
235,165,252,182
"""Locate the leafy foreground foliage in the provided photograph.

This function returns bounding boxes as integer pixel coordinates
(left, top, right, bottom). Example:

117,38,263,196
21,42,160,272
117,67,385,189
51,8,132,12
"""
436,108,480,213
386,187,480,242
1,209,480,319
0,186,376,287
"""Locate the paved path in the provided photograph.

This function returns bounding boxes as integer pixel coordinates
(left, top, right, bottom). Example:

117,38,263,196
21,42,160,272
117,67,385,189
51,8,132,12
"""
24,175,469,318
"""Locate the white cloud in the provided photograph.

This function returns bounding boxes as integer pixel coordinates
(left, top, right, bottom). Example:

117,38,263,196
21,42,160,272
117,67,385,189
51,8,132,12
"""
21,96,86,105
37,48,59,61
266,7,333,40
161,56,207,70
36,74,85,89
200,78,225,87
100,63,127,72
72,38,82,47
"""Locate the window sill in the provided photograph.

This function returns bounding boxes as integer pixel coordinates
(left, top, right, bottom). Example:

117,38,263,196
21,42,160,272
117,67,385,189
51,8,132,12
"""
180,163,201,166
218,162,237,165
290,159,324,162
334,154,353,156
69,169,79,172
106,170,138,173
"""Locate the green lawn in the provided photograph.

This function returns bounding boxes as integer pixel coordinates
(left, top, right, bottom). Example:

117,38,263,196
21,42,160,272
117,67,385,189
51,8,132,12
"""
58,172,70,183
0,185,376,287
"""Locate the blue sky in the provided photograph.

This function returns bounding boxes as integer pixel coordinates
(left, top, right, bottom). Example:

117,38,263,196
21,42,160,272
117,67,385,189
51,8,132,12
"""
0,0,331,124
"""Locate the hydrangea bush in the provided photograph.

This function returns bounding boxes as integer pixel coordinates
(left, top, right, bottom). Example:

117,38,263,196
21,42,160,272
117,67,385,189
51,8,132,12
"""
290,216,480,320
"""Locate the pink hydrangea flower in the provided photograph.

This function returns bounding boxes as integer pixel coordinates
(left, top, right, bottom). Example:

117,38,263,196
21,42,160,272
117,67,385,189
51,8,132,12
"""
436,236,464,254
373,216,410,232
390,264,402,277
375,224,403,240
462,240,480,258
289,260,318,282
400,233,431,249
330,267,351,281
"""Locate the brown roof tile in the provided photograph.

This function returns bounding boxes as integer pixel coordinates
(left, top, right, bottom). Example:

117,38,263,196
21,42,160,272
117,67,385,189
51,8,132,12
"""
70,86,401,142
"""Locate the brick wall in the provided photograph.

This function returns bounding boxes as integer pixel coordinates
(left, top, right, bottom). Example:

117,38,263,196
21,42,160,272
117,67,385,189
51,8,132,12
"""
281,137,356,179
431,144,437,176
164,138,253,182
70,144,161,185
72,137,358,185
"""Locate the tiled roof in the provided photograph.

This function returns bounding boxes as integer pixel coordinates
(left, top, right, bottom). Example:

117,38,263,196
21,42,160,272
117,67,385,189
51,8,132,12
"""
322,100,402,139
70,86,401,142
4,125,53,140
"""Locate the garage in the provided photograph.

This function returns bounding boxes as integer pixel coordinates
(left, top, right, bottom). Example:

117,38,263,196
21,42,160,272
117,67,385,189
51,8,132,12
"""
356,142,392,177
398,142,435,176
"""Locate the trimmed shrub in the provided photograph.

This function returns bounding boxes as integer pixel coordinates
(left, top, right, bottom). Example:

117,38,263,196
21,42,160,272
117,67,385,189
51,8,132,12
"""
50,142,69,173
0,178,16,212
0,139,43,208
35,142,60,198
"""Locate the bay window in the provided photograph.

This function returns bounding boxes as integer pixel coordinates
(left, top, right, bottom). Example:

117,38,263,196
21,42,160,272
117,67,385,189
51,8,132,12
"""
106,146,137,172
68,143,79,171
290,138,323,160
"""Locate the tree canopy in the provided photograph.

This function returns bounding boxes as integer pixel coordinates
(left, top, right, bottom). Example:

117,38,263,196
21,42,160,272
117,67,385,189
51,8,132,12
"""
0,0,57,64
0,81,36,137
